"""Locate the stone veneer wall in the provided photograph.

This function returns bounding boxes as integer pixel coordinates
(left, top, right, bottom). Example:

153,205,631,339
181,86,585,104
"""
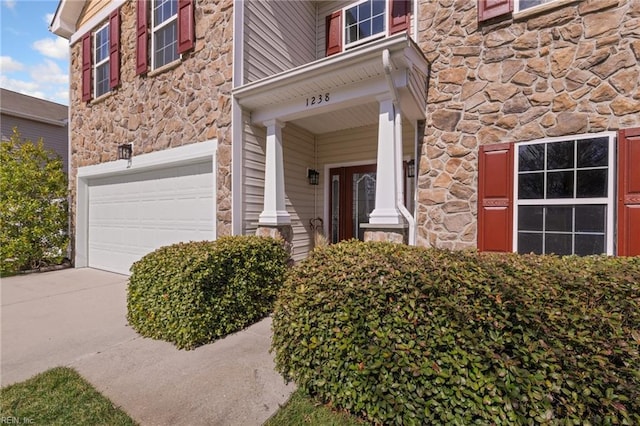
415,0,640,250
68,0,234,252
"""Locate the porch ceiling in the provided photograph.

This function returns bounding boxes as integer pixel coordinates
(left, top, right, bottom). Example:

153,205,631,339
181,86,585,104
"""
233,33,430,135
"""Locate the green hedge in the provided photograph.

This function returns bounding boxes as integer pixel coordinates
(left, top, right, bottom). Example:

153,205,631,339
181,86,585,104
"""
272,240,640,425
127,236,289,349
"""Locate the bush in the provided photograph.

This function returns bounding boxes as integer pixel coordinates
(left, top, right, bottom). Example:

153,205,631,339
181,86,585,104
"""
0,128,68,275
272,240,640,425
127,236,289,349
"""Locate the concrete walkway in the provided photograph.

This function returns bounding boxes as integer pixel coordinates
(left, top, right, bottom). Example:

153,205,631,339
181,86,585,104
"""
1,268,295,425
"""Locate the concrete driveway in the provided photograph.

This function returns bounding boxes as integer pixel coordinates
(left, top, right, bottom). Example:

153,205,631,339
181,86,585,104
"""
1,268,294,425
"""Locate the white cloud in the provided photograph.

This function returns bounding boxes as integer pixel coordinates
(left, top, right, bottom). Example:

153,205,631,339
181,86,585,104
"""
45,12,55,25
32,37,68,60
0,56,24,73
0,75,45,99
30,59,68,85
3,0,16,10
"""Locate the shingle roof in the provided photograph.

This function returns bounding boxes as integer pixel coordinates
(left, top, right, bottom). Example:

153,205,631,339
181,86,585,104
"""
0,88,68,125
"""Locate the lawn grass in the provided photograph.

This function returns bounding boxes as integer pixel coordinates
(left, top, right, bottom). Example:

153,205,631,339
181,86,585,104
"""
0,367,136,425
265,389,366,425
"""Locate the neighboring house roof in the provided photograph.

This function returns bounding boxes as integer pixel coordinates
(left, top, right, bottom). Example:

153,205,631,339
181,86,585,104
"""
1,89,68,127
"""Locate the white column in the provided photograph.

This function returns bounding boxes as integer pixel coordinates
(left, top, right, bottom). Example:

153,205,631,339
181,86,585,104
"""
369,97,402,225
259,119,290,225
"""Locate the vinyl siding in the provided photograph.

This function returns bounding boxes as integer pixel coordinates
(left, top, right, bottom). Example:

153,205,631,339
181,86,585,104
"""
282,124,316,261
241,113,316,261
243,0,317,83
1,114,69,174
77,0,111,27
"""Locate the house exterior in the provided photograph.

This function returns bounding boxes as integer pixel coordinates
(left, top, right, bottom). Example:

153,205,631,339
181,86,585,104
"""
51,0,640,275
1,88,69,173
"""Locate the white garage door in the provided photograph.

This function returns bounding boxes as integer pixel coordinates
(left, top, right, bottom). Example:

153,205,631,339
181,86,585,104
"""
87,161,214,275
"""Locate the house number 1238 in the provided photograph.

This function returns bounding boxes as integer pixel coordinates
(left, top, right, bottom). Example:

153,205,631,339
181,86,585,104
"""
306,93,330,107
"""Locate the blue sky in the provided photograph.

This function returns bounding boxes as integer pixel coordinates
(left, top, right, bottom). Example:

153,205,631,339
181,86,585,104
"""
1,0,69,105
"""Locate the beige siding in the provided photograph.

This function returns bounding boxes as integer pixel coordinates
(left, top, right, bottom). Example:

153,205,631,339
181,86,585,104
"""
242,112,266,234
242,115,316,261
244,0,317,83
77,0,111,27
282,124,316,261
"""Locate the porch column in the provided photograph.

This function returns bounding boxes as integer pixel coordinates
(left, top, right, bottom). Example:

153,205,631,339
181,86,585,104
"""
369,96,402,225
258,119,290,225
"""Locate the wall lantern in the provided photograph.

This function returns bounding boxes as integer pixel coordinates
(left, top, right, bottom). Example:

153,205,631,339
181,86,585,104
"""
407,159,416,178
308,168,320,185
118,143,133,160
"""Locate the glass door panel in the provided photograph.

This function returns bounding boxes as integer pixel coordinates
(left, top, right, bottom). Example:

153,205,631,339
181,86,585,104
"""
352,172,376,241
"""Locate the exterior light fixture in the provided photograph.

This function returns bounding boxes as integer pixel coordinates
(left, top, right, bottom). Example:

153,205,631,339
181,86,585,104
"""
118,143,133,160
407,159,416,178
308,168,320,185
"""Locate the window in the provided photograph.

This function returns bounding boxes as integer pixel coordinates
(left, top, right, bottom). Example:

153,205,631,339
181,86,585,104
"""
516,0,556,13
326,0,410,56
136,0,194,75
93,24,110,98
478,0,561,21
82,9,119,102
515,135,615,256
151,0,179,69
344,0,386,48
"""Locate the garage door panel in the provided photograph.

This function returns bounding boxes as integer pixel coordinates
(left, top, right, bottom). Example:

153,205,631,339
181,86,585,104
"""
88,161,214,275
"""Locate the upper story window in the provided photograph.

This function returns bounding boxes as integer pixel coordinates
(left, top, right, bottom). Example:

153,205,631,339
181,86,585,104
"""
344,0,386,49
136,0,195,76
93,24,110,98
326,0,410,57
516,0,556,13
81,9,120,103
151,0,179,69
478,0,561,21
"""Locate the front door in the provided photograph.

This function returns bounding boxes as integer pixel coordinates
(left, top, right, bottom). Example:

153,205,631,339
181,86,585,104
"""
329,165,377,243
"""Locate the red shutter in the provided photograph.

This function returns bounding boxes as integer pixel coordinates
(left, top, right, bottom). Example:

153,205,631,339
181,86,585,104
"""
478,142,514,252
478,0,513,22
109,8,120,88
136,0,148,75
81,32,92,102
177,0,195,54
617,127,640,256
389,0,410,35
326,11,342,56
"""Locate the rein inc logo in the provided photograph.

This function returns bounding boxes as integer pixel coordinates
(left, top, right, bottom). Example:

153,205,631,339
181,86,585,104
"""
0,418,34,424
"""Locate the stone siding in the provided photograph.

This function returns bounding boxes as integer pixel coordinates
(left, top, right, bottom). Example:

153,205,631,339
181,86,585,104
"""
416,0,640,250
68,0,234,253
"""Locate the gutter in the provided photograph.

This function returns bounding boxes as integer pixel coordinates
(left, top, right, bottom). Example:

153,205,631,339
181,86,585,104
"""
382,49,416,245
2,110,68,127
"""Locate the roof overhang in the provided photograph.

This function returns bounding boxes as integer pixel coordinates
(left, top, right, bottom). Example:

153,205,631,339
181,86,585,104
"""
49,0,85,39
233,33,430,133
2,110,68,127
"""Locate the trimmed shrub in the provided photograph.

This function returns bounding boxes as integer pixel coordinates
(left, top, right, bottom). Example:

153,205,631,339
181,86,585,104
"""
127,236,289,349
1,128,68,275
272,240,640,425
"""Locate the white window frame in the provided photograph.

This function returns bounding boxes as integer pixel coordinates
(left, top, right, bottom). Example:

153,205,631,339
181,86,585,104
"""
151,0,179,70
513,132,616,256
342,0,388,50
515,0,560,14
93,23,110,98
